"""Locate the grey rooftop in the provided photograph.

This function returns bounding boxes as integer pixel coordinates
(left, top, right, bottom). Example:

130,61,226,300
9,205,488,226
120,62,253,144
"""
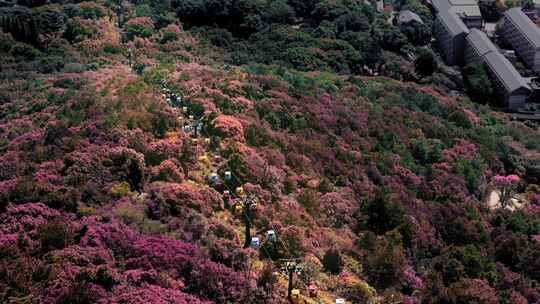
398,10,424,24
451,5,481,18
448,0,478,5
504,8,540,50
466,28,498,56
484,51,531,92
432,0,452,13
431,0,481,17
437,10,470,36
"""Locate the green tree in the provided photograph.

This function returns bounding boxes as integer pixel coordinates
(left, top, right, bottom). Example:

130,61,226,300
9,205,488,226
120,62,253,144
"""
363,189,406,234
411,138,444,164
311,0,349,22
462,63,494,104
135,4,152,17
323,248,343,274
401,0,433,25
285,47,327,71
371,19,408,52
126,21,154,39
39,219,72,252
63,19,94,42
314,20,338,38
340,31,382,68
262,0,295,23
365,237,407,288
335,11,371,34
288,0,318,17
399,21,431,46
10,42,40,60
318,178,333,193
414,48,437,78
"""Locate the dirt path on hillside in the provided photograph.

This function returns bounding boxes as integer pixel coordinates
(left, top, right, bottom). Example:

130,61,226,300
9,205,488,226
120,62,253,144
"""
486,189,525,211
487,190,500,210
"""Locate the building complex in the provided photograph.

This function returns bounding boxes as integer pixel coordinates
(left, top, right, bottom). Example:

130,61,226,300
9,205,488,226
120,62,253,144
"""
430,0,537,109
463,29,532,109
500,8,540,72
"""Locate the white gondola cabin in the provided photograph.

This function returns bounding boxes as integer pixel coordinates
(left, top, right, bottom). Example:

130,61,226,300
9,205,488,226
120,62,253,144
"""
210,173,219,184
250,237,260,249
266,230,275,242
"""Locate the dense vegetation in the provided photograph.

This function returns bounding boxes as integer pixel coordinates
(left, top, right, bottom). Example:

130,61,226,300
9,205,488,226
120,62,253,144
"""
1,0,540,303
175,0,436,78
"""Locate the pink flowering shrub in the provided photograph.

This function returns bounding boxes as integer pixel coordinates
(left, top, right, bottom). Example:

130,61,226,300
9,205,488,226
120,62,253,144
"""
449,279,498,304
391,165,423,189
63,144,112,188
318,191,357,228
403,265,424,291
151,159,184,182
146,182,223,217
125,17,155,39
0,202,253,303
524,204,540,216
426,164,469,203
493,174,521,184
531,193,540,205
402,295,422,304
463,109,480,125
0,151,25,181
212,114,245,141
0,202,61,236
442,139,477,162
113,284,211,304
145,138,183,166
0,178,19,205
33,160,65,193
407,215,442,259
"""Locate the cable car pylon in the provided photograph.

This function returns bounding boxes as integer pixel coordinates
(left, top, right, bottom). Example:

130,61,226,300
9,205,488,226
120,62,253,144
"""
281,258,303,303
237,194,257,248
158,84,311,304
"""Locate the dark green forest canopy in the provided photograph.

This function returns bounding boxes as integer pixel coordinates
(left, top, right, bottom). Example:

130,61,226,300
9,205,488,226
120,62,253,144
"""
170,0,432,73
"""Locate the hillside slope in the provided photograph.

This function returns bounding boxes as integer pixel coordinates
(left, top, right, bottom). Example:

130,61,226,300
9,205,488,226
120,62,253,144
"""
1,1,540,303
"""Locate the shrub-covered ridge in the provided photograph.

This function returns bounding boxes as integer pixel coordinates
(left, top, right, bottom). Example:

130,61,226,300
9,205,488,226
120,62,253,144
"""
1,0,540,303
